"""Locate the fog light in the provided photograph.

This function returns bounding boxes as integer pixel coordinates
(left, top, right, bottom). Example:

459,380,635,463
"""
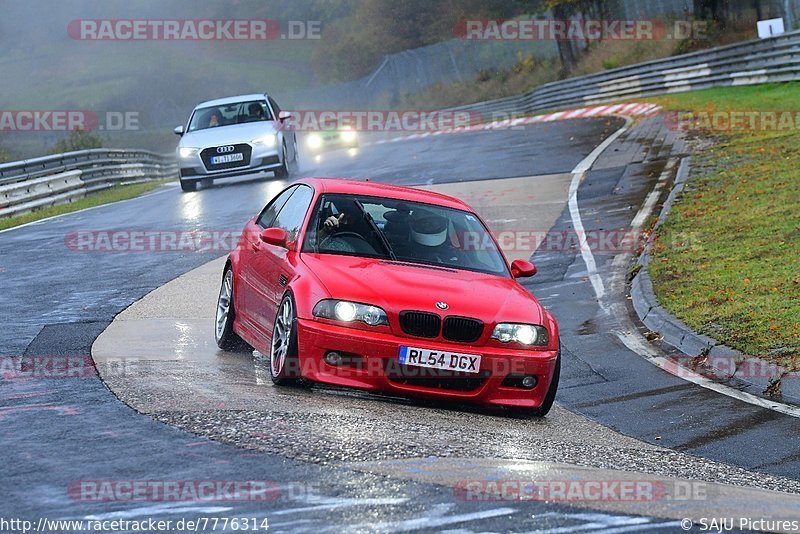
521,375,537,389
324,351,343,366
501,374,539,389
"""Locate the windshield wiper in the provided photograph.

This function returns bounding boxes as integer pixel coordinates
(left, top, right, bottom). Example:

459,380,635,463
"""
354,200,396,261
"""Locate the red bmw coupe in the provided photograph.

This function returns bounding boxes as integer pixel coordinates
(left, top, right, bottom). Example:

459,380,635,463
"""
215,178,560,415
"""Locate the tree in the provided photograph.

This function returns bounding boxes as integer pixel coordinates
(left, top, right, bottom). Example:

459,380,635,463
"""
539,0,611,74
311,0,539,82
695,0,729,25
52,129,103,154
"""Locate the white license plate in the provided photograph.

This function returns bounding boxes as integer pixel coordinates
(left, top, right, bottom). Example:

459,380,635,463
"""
210,153,244,165
398,346,481,374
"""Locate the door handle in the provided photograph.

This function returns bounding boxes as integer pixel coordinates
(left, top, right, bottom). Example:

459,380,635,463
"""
251,241,261,252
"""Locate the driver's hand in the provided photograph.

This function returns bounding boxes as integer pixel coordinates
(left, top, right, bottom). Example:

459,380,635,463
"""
324,214,342,228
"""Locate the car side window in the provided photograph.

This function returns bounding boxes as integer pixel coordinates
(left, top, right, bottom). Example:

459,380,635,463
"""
271,185,314,242
256,186,297,228
268,97,281,117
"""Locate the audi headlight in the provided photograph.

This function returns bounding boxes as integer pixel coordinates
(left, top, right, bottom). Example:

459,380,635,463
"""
252,133,277,147
491,323,549,346
307,133,323,150
341,127,357,143
179,147,199,158
313,299,388,326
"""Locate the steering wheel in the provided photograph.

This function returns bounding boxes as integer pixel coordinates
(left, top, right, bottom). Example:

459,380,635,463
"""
319,231,371,253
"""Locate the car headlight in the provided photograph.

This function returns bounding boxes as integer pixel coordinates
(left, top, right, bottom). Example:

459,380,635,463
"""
491,323,549,346
341,128,357,143
252,133,277,147
179,147,199,158
307,133,323,150
313,299,389,326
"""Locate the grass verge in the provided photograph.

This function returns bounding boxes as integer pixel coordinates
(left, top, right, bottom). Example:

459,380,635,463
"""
0,180,170,231
648,83,799,369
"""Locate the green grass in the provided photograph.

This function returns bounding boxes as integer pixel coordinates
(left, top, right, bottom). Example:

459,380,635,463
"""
0,180,170,231
648,84,800,370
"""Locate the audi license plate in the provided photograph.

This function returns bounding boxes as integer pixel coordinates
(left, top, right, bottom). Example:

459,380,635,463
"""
210,153,243,165
398,346,481,374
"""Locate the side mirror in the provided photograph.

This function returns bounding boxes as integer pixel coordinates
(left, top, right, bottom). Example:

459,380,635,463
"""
173,125,185,136
278,111,292,121
260,227,289,248
510,259,537,278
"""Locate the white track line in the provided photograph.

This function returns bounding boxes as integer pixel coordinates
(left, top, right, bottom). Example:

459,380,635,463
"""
569,122,800,418
567,117,633,303
630,159,676,229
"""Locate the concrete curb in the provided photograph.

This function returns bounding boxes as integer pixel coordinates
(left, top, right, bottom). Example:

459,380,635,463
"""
630,157,800,406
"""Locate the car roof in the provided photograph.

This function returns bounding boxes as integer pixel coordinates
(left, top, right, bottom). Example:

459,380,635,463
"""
195,94,268,109
298,178,472,211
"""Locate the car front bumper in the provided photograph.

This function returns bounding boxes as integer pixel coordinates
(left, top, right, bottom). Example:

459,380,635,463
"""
178,144,282,181
296,318,559,408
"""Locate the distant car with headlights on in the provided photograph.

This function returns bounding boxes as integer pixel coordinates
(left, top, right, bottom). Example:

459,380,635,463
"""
174,94,298,192
304,120,358,154
214,178,561,416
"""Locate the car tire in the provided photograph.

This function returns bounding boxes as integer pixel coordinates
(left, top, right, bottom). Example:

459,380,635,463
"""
180,179,197,193
215,268,251,351
274,142,289,179
527,341,561,417
269,292,302,386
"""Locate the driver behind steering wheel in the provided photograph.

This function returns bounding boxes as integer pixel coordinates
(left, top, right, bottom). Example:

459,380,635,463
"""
318,201,361,243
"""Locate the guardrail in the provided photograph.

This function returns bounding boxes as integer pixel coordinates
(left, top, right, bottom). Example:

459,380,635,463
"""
0,149,176,218
448,29,800,118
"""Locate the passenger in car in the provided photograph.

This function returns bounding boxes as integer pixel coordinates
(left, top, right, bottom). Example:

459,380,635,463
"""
409,213,461,264
206,109,223,128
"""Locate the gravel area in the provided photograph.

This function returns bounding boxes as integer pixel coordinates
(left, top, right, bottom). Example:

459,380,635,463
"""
154,407,800,496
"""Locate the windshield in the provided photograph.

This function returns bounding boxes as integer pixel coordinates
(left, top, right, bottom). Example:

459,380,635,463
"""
303,194,509,277
187,100,273,132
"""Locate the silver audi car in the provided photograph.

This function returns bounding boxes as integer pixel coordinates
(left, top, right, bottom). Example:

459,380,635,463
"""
174,93,298,192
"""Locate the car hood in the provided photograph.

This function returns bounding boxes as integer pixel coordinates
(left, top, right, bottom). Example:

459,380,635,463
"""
179,121,279,148
301,254,544,325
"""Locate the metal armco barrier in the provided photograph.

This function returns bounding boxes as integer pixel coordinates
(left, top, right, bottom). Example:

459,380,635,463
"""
0,149,176,218
447,30,800,118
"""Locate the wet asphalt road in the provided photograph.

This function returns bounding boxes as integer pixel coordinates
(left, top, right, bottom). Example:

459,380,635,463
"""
0,115,795,531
